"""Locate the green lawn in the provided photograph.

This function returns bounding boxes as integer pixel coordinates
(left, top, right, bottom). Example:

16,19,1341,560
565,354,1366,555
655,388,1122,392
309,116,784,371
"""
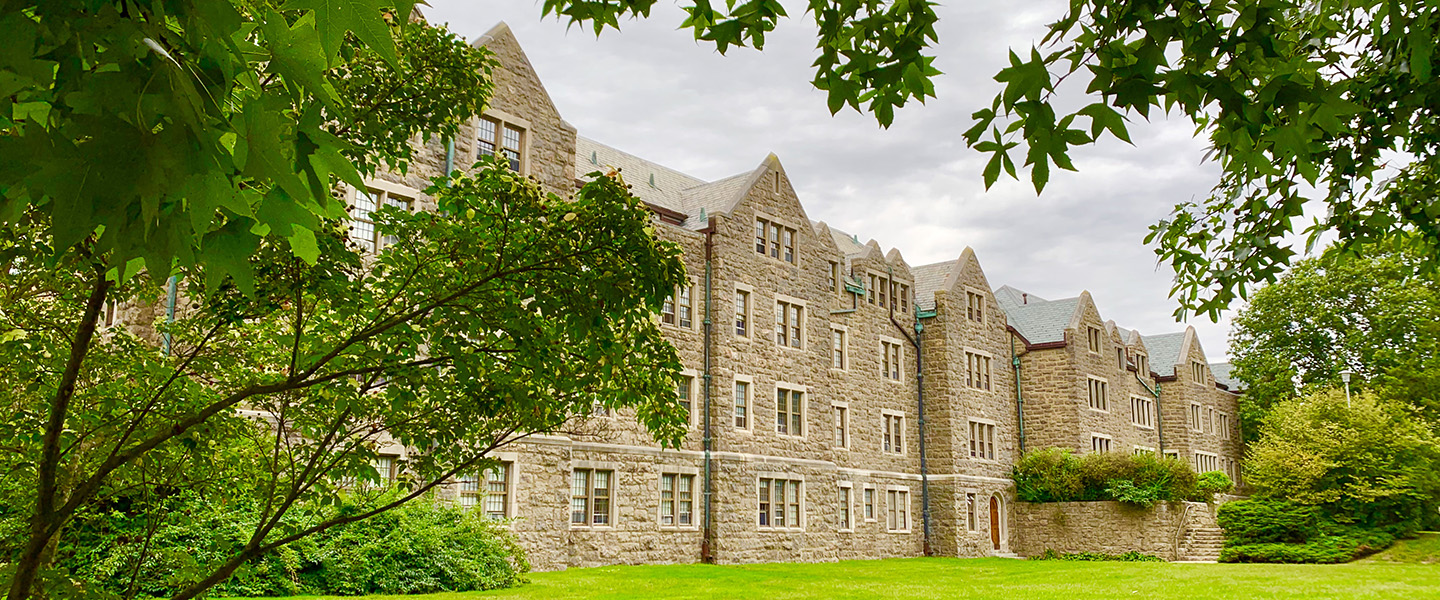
259,556,1440,600
1363,532,1440,564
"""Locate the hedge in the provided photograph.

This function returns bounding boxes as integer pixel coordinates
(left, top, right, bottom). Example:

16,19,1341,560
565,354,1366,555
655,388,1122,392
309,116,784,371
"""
1216,499,1397,563
1012,448,1226,506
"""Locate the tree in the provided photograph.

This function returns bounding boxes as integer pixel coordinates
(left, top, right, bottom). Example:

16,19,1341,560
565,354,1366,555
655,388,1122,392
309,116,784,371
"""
1229,239,1440,439
1245,390,1440,534
0,161,689,600
538,0,1440,319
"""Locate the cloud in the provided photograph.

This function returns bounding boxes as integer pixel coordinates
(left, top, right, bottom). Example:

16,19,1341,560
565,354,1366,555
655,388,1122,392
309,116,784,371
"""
424,0,1240,360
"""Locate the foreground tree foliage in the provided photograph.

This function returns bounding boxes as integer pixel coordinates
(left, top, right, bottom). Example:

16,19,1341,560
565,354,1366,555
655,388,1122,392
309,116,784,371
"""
543,0,1440,319
1229,239,1440,440
0,162,688,600
1244,390,1440,535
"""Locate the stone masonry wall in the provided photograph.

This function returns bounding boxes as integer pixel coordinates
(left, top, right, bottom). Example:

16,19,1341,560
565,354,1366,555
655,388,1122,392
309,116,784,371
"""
1011,500,1218,560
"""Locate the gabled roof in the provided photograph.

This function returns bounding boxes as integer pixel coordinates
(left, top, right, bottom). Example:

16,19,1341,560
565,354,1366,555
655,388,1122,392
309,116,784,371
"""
1211,362,1239,391
1004,297,1081,345
912,261,955,312
826,225,870,257
1143,332,1187,372
995,285,1046,308
575,137,764,229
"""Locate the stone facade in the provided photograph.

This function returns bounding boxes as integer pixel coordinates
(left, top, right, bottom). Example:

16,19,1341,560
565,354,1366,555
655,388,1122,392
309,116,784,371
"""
95,20,1247,571
1010,500,1220,560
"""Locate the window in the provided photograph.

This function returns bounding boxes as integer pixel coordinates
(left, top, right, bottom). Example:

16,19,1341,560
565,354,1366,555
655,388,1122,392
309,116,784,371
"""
661,292,676,325
459,462,511,520
828,261,840,293
833,405,849,448
776,387,804,436
758,478,802,529
1131,395,1154,428
1133,446,1156,456
883,413,905,454
1117,347,1127,370
1087,377,1109,411
677,375,693,426
570,469,612,526
1206,407,1215,434
754,218,796,264
475,116,524,171
1192,361,1206,383
348,187,413,253
966,493,977,531
969,420,996,460
864,487,876,521
1194,452,1219,473
735,289,750,337
102,300,121,328
660,473,695,527
966,291,985,323
839,485,853,531
831,327,847,369
886,489,910,531
775,300,804,348
1136,354,1149,376
966,351,992,390
370,455,397,487
1190,403,1203,431
678,284,694,329
878,275,888,307
734,380,749,429
868,274,878,304
1087,327,1102,353
899,284,910,314
1092,435,1112,453
1219,413,1232,440
881,341,902,380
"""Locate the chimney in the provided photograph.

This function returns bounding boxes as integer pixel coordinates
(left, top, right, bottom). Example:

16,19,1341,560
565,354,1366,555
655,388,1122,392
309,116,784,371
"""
1022,293,1028,305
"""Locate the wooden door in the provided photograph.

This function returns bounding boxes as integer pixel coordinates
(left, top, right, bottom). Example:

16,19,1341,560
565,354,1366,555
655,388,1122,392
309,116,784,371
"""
989,496,1001,550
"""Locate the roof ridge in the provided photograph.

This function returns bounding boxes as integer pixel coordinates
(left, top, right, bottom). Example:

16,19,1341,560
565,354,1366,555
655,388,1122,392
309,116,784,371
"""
577,136,707,186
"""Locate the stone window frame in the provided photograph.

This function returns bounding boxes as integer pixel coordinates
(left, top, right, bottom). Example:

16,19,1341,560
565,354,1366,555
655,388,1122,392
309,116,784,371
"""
1194,451,1219,473
1129,394,1155,429
1206,406,1216,434
1132,445,1157,456
862,485,877,522
1086,326,1103,354
1086,375,1109,412
774,382,807,439
346,179,420,254
1134,353,1149,377
457,451,520,522
756,471,806,531
734,283,754,340
1219,412,1232,440
965,492,977,531
830,324,849,371
1090,433,1113,453
1189,402,1204,432
964,287,987,325
570,462,619,529
1116,346,1128,370
879,336,905,384
963,347,994,391
837,481,855,532
732,375,754,433
658,465,701,530
884,485,912,533
831,400,850,450
1191,360,1208,386
774,294,808,351
470,109,530,174
967,418,997,461
881,410,906,455
827,260,841,296
677,368,699,429
754,212,799,265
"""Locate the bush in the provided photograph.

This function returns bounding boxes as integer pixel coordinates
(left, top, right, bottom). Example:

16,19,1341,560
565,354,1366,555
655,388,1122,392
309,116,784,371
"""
1028,549,1163,562
1013,448,1203,505
1217,499,1320,545
1196,471,1234,497
57,491,528,597
1220,529,1395,564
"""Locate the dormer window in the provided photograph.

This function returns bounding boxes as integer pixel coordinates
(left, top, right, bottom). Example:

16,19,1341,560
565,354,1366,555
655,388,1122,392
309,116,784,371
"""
1117,348,1127,370
755,217,796,264
1086,327,1102,353
966,291,985,323
1192,361,1206,383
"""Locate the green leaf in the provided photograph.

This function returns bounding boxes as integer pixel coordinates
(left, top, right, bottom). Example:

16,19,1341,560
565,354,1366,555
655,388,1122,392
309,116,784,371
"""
281,0,398,65
260,11,340,106
289,226,320,264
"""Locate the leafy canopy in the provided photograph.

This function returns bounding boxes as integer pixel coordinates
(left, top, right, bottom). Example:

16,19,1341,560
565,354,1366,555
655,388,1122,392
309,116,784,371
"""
0,0,489,289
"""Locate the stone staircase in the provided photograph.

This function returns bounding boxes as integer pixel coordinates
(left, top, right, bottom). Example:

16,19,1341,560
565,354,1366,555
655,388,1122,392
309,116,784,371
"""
1176,526,1224,562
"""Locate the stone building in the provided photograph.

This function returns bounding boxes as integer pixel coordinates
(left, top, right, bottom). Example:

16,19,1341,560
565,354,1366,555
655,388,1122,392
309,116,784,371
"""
228,21,1244,569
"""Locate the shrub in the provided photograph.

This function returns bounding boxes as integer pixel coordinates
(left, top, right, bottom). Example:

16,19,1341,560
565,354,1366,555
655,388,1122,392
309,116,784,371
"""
1217,499,1319,546
1013,448,1200,505
1028,549,1163,562
57,491,528,597
1195,471,1234,498
1220,529,1395,564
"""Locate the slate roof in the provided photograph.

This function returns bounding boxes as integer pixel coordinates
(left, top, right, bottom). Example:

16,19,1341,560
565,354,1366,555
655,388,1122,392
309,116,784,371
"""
1144,332,1187,375
1210,362,1240,391
826,225,869,257
912,261,956,312
992,286,1079,345
575,137,759,229
994,285,1045,308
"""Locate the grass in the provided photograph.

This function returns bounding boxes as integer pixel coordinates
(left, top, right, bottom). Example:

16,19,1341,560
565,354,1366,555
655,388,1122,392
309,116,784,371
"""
1363,532,1440,564
241,556,1440,600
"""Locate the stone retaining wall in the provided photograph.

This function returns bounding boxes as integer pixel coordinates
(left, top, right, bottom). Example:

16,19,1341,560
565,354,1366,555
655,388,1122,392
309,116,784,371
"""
1011,500,1218,560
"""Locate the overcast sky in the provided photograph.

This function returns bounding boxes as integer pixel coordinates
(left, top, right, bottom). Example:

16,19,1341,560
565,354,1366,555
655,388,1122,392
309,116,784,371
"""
425,0,1243,360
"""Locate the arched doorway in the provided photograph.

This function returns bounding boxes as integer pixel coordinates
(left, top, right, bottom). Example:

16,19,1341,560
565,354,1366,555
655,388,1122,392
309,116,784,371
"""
989,495,1003,551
